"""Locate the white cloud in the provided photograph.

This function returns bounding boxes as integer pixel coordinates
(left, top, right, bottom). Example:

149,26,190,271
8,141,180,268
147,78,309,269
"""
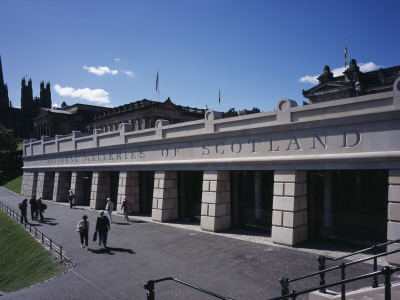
54,84,110,104
52,103,60,109
83,65,119,76
114,58,120,63
121,70,135,78
299,62,382,84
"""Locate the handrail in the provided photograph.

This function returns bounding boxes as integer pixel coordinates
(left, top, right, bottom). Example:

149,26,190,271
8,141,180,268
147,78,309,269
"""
270,266,400,300
326,239,400,261
0,201,73,266
144,277,234,300
279,245,400,296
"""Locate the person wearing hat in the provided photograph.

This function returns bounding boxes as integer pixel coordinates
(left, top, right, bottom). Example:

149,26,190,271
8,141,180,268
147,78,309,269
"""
105,198,114,223
95,210,110,248
121,196,130,222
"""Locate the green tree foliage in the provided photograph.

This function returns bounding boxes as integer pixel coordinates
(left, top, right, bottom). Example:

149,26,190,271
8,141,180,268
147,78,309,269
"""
0,125,22,185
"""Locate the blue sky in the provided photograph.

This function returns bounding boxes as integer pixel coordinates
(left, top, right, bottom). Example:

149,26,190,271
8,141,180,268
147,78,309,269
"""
1,0,399,113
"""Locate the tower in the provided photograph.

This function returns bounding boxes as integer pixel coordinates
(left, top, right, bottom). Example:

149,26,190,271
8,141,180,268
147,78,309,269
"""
39,81,52,108
0,55,10,109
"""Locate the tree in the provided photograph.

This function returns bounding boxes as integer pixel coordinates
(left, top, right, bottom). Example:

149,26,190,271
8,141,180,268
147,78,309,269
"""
0,126,22,185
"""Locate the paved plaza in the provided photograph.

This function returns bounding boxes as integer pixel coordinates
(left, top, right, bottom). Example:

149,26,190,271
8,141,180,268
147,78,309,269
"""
0,187,392,300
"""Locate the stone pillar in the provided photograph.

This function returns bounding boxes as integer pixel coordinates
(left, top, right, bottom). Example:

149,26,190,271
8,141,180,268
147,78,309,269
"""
21,171,37,197
117,171,140,214
90,171,110,209
200,171,231,232
36,171,46,198
387,170,400,265
52,171,71,202
272,170,308,246
152,171,178,222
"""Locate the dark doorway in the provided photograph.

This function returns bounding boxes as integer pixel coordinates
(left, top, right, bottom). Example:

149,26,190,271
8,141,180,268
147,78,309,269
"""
82,172,92,206
230,171,274,231
139,171,154,215
308,170,388,245
178,171,203,222
109,171,119,209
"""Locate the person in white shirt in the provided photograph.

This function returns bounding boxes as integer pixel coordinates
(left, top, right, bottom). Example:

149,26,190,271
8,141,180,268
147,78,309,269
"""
77,215,89,250
105,198,114,223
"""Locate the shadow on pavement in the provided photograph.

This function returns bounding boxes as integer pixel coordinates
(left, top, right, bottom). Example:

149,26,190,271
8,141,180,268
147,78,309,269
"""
89,247,136,255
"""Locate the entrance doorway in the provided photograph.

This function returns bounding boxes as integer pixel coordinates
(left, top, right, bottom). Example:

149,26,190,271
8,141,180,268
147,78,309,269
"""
177,171,203,222
139,171,154,215
230,171,274,231
82,172,92,206
308,170,388,244
109,171,119,209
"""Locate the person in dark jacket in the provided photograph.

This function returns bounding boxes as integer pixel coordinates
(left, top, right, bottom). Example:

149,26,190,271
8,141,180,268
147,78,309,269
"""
36,197,44,223
29,194,38,220
19,199,28,224
95,210,110,248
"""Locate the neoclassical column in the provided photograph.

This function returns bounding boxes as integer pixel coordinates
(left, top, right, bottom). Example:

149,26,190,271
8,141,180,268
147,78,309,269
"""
272,170,308,246
387,170,400,264
117,171,140,214
200,170,231,232
90,171,110,209
152,171,178,222
52,171,71,202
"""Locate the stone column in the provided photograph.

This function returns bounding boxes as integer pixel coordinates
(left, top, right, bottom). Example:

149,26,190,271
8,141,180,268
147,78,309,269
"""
272,170,308,246
387,170,400,265
21,171,37,197
52,171,71,202
90,171,110,209
36,171,46,198
117,171,140,214
152,171,178,222
200,171,231,232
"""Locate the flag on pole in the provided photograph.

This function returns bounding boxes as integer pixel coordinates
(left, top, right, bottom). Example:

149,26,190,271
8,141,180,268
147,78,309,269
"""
219,89,221,104
156,71,159,91
344,40,348,68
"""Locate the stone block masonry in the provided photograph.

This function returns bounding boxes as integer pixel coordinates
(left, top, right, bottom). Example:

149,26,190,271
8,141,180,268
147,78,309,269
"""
152,171,178,222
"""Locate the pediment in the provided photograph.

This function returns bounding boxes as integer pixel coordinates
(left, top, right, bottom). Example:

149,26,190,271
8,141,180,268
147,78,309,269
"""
304,81,352,96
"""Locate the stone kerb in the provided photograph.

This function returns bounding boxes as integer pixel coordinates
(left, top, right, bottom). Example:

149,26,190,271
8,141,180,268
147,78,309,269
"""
200,171,231,232
271,170,307,246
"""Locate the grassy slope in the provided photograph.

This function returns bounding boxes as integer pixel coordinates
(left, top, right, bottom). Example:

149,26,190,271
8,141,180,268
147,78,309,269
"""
0,210,65,292
2,175,22,195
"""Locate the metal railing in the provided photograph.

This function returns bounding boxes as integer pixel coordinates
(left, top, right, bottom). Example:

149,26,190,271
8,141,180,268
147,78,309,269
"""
269,266,400,300
0,201,72,265
144,277,234,300
277,240,400,300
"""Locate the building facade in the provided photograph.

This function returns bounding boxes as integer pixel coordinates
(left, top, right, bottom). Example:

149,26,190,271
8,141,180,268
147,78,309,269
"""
20,61,400,264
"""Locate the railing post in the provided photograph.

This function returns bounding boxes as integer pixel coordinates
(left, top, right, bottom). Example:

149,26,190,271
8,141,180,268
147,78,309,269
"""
144,280,155,300
340,263,346,300
41,232,44,244
372,243,378,288
279,277,289,296
317,255,326,292
50,239,52,251
382,266,392,300
60,246,63,260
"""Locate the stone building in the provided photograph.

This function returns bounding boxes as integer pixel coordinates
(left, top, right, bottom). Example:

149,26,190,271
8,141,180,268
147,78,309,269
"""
20,60,400,264
0,55,53,138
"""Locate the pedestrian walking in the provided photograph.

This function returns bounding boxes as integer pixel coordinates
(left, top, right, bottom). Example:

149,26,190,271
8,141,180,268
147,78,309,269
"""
121,196,130,221
77,215,89,250
36,197,44,223
105,198,114,223
18,199,28,224
68,190,75,209
95,210,110,248
29,194,38,220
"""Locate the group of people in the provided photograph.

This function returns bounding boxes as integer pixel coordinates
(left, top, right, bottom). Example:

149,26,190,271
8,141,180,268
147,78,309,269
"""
76,196,130,250
18,194,46,223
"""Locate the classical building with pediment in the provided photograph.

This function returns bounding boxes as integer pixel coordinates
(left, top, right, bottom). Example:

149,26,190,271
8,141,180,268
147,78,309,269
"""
20,59,400,265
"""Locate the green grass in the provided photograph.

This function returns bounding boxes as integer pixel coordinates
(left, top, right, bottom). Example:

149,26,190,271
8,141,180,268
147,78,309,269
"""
0,210,65,292
2,175,22,195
